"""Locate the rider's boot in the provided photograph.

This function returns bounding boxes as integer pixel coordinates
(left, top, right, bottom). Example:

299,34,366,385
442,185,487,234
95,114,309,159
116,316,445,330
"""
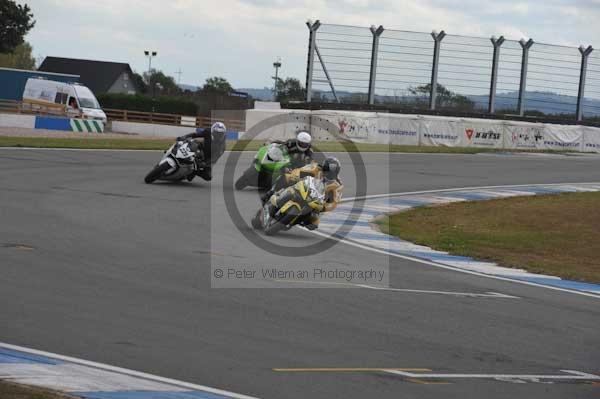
261,189,274,205
197,167,212,181
304,213,320,231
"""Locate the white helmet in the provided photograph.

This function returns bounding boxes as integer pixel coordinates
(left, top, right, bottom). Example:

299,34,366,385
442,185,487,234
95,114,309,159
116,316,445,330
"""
296,131,312,152
211,122,227,134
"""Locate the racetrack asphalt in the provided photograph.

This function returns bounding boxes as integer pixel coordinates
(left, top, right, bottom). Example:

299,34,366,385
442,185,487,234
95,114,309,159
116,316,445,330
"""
1,148,600,399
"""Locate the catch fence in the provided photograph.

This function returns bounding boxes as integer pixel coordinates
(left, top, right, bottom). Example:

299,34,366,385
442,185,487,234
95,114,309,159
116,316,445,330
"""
304,21,600,122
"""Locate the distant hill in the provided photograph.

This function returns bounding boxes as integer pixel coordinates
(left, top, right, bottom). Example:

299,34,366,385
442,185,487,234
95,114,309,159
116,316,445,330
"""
177,84,274,100
238,88,274,101
178,83,200,92
467,91,600,116
313,89,600,116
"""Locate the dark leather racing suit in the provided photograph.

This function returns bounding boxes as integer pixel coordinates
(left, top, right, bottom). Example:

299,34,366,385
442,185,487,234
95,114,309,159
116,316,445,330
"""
178,128,226,181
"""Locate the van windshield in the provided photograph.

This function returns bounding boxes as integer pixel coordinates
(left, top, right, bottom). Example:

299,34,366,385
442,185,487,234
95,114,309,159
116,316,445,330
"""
74,85,101,109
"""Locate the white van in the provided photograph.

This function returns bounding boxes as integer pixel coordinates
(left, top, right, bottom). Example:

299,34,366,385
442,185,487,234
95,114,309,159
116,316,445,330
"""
22,78,107,123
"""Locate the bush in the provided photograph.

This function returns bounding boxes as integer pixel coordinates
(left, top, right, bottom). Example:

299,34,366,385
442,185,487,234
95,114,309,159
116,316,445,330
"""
97,93,198,116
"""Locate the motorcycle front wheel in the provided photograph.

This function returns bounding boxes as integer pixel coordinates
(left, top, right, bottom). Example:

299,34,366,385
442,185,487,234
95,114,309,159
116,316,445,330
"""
264,220,287,236
235,167,259,190
144,162,171,184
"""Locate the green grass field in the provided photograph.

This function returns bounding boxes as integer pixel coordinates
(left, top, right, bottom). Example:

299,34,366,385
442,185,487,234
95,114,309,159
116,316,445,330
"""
377,192,600,283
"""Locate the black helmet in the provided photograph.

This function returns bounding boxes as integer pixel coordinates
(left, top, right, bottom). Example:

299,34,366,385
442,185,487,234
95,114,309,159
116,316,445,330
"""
322,157,340,181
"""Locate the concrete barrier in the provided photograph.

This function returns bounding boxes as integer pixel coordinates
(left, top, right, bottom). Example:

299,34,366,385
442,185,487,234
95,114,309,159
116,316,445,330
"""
0,113,105,133
0,113,35,129
111,121,193,137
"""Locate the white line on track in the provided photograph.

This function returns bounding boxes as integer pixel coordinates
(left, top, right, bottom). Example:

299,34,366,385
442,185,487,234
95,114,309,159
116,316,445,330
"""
384,368,600,381
273,279,519,298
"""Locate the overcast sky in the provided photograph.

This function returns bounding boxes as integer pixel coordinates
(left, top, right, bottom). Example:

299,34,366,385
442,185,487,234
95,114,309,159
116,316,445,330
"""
23,0,600,89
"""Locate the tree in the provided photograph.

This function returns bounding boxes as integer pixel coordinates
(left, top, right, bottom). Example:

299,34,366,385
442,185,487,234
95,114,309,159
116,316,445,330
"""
131,72,147,94
202,76,233,94
0,0,35,54
276,77,306,102
0,41,35,69
143,69,181,96
409,83,475,111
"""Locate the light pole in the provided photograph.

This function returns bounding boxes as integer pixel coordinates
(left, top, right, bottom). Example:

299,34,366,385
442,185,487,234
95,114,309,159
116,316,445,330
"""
144,50,157,74
273,57,282,101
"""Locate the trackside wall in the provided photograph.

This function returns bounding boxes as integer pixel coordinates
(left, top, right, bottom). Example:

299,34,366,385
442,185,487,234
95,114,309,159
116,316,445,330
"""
245,109,600,153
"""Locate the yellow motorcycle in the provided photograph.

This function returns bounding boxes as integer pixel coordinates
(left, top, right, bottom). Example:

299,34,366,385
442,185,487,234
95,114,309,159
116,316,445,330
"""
252,176,326,236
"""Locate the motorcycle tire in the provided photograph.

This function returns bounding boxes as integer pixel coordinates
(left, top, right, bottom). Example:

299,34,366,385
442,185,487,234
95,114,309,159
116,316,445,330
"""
264,220,287,236
235,167,258,190
251,210,263,230
144,162,171,184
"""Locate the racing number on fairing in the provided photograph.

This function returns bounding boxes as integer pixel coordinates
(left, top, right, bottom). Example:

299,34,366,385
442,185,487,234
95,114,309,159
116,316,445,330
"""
178,144,191,158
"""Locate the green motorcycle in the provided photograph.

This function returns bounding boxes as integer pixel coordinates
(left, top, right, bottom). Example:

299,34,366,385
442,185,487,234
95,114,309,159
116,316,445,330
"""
235,143,292,190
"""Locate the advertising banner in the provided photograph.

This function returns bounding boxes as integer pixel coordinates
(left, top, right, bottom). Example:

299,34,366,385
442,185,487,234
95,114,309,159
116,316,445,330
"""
503,122,544,150
312,110,377,142
582,126,600,153
420,116,465,147
540,124,583,151
462,119,504,148
375,114,419,145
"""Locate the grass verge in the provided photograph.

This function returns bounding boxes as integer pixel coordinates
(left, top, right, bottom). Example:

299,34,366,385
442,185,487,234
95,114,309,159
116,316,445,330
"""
0,136,572,154
376,192,600,283
0,380,74,399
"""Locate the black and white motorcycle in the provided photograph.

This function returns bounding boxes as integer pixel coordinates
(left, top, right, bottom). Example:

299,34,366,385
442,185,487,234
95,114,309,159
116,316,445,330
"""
144,139,203,184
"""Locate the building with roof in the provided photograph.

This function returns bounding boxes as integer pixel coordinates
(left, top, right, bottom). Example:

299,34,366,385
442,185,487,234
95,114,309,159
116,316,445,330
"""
38,57,139,95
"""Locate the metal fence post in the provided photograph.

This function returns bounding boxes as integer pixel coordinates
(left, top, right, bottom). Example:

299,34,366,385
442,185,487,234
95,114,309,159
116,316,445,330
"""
517,38,534,116
368,25,384,105
429,30,446,110
489,36,505,114
305,20,321,103
576,45,594,122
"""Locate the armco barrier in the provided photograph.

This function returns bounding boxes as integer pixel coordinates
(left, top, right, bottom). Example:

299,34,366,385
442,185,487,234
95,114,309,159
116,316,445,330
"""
245,109,600,153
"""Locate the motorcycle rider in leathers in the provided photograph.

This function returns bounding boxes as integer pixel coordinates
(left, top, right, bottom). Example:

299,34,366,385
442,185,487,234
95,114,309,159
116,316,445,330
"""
263,157,343,230
177,122,227,181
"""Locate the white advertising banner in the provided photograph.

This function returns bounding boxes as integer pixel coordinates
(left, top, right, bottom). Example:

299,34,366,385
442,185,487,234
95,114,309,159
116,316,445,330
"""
242,108,600,152
375,114,420,145
539,124,583,151
503,122,544,150
245,109,311,141
582,126,600,153
420,116,465,147
461,119,504,148
312,110,377,142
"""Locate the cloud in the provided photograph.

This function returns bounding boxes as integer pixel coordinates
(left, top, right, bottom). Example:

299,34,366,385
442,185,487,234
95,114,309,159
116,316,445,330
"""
22,0,600,88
